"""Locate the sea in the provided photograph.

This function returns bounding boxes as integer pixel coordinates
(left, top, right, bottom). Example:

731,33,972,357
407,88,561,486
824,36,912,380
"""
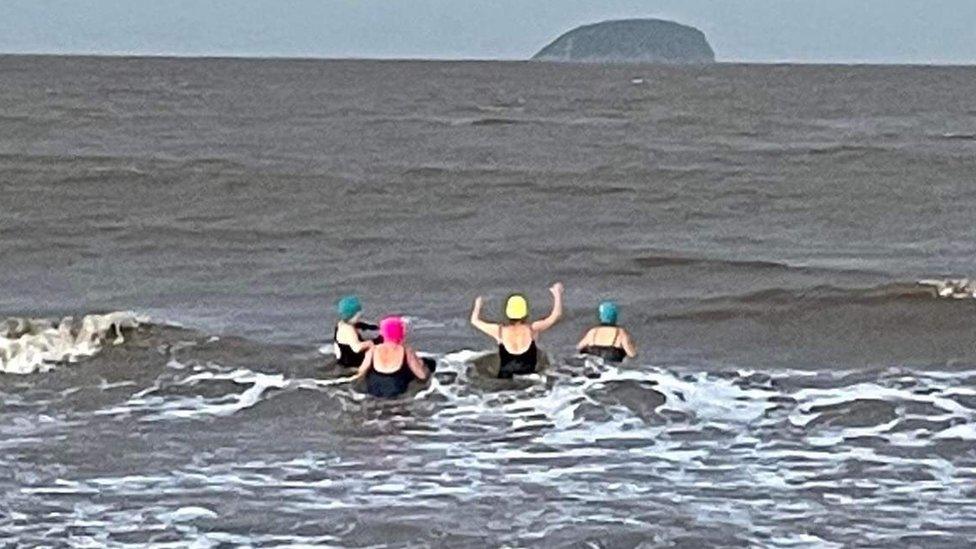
2,55,976,547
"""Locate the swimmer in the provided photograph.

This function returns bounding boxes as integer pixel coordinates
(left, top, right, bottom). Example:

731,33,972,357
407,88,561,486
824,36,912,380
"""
354,316,432,398
577,301,637,363
332,295,380,369
470,282,564,378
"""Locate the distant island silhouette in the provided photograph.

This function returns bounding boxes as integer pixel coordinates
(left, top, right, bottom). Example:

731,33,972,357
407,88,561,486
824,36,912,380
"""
532,19,715,64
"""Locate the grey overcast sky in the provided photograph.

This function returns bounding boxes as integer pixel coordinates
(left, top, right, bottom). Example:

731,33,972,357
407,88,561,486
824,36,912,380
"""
2,0,975,64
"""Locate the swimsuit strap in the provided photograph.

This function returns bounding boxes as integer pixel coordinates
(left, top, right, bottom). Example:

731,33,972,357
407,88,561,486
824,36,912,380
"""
612,328,621,347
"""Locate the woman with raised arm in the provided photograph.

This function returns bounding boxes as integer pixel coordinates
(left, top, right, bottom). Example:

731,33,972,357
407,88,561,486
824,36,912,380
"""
577,301,638,363
354,316,432,399
332,295,379,369
470,282,564,378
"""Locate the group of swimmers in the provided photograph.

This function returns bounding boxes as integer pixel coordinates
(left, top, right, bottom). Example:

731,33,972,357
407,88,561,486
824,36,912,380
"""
332,283,638,398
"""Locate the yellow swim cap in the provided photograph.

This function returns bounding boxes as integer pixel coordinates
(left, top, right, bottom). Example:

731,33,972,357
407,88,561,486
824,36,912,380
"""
505,294,529,320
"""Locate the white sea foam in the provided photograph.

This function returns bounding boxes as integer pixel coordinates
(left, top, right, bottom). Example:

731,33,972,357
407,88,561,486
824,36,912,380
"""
12,359,976,547
0,312,143,374
11,342,974,547
918,278,976,299
149,369,288,421
156,506,218,523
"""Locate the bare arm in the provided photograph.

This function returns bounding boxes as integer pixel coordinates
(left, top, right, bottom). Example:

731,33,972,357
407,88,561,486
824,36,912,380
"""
353,347,374,380
352,339,373,353
470,296,500,340
405,347,429,380
622,329,638,358
576,328,595,350
531,282,564,333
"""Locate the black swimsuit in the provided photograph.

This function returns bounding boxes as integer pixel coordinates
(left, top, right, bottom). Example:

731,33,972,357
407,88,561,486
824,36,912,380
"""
365,348,416,398
582,327,627,363
498,326,539,379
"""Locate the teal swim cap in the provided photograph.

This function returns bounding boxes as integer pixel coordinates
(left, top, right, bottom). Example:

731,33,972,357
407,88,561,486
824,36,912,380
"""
336,295,362,321
598,301,619,325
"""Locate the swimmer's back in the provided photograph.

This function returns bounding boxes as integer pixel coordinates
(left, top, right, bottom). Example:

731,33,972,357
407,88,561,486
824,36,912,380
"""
498,324,534,354
371,343,407,373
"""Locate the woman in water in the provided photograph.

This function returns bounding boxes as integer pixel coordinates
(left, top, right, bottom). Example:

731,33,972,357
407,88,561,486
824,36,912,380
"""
333,295,379,369
354,316,432,398
470,282,564,378
577,301,637,363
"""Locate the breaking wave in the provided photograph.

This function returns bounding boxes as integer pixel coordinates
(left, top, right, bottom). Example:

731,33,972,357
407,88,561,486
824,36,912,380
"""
0,312,143,374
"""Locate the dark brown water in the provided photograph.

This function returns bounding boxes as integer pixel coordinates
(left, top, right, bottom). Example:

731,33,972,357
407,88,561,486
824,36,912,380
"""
2,56,976,547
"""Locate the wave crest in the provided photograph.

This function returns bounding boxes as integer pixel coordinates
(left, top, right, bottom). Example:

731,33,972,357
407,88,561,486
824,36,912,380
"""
0,312,143,374
918,278,976,299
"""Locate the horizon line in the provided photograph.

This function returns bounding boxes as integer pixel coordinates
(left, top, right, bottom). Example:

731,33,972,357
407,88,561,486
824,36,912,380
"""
2,51,974,68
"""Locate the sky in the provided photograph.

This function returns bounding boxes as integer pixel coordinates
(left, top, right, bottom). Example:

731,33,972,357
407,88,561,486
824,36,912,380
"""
2,0,975,64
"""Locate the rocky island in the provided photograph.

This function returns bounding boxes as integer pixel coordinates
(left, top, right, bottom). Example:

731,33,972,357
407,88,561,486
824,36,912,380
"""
532,19,716,64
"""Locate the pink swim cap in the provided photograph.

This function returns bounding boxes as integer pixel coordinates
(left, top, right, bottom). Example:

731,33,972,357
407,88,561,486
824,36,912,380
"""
379,316,406,345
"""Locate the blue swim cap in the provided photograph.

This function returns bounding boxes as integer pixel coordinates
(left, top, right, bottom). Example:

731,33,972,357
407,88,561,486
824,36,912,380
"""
336,295,362,321
598,301,619,325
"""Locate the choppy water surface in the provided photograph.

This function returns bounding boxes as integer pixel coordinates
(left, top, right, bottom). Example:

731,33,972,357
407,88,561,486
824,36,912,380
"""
2,56,976,547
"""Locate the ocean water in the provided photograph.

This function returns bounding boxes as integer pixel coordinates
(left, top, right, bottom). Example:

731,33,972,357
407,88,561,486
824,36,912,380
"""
2,55,976,547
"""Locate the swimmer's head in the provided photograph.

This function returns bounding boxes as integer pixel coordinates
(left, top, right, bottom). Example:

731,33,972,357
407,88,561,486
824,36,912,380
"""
505,294,529,321
336,295,362,322
379,316,406,345
598,301,619,326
